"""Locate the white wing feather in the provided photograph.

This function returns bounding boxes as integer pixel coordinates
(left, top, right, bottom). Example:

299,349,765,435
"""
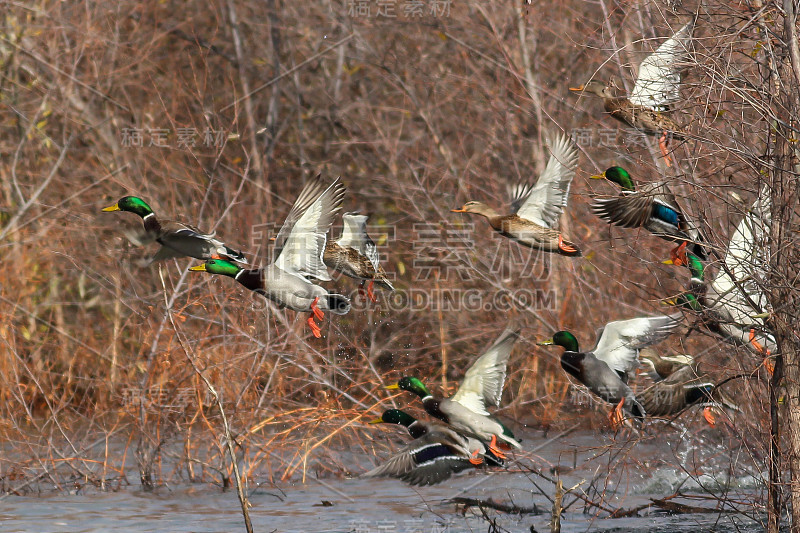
511,132,579,228
710,190,772,331
629,22,693,111
592,315,681,375
451,329,520,416
274,178,345,280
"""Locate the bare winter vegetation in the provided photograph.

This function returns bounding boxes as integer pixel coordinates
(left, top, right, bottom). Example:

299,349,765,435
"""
1,0,799,530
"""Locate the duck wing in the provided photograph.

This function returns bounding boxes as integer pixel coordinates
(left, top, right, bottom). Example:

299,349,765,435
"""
629,21,694,112
510,132,578,228
451,328,520,416
362,429,472,486
592,314,682,376
338,213,380,269
273,176,346,280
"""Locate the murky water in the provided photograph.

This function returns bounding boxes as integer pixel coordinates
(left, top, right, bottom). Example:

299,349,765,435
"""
0,430,769,532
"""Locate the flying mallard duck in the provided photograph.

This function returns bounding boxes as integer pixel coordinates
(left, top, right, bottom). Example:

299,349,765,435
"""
101,196,246,263
639,348,695,381
637,364,740,425
570,21,694,166
538,314,682,427
387,328,521,458
369,409,503,466
363,414,489,486
189,176,350,338
665,190,776,356
324,213,394,303
451,132,581,256
590,166,706,262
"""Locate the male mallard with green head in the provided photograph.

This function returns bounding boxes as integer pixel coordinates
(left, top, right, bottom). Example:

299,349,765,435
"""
189,176,350,338
590,166,706,262
570,22,694,166
538,314,681,427
387,328,522,458
102,196,245,263
452,132,581,256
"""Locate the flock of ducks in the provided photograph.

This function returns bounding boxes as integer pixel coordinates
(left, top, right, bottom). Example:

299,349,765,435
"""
100,19,775,486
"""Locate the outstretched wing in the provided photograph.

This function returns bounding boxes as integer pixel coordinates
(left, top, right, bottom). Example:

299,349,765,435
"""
451,328,520,416
510,132,579,229
629,21,694,112
362,430,472,486
592,314,682,375
273,176,346,280
338,213,380,269
711,190,771,322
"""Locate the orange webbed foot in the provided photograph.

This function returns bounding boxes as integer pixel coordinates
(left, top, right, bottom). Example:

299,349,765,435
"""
367,280,377,303
557,235,578,254
659,131,673,168
669,241,688,267
749,328,771,356
310,296,325,321
469,450,483,466
306,316,322,338
608,398,626,430
487,435,507,460
703,406,716,427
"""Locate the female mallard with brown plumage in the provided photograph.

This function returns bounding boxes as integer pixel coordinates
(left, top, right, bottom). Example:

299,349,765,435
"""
323,213,393,302
451,132,581,256
637,364,740,426
570,22,694,166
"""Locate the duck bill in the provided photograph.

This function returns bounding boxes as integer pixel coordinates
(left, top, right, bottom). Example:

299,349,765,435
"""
188,264,207,272
590,173,607,180
661,298,677,306
101,203,120,212
537,339,554,346
367,418,384,424
569,85,585,92
385,383,400,390
661,259,675,265
450,207,467,213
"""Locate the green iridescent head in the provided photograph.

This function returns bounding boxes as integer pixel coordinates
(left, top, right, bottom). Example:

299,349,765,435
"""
664,292,702,312
686,253,705,283
370,409,417,427
539,331,580,352
388,376,430,398
593,166,635,191
101,196,154,218
188,259,242,278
